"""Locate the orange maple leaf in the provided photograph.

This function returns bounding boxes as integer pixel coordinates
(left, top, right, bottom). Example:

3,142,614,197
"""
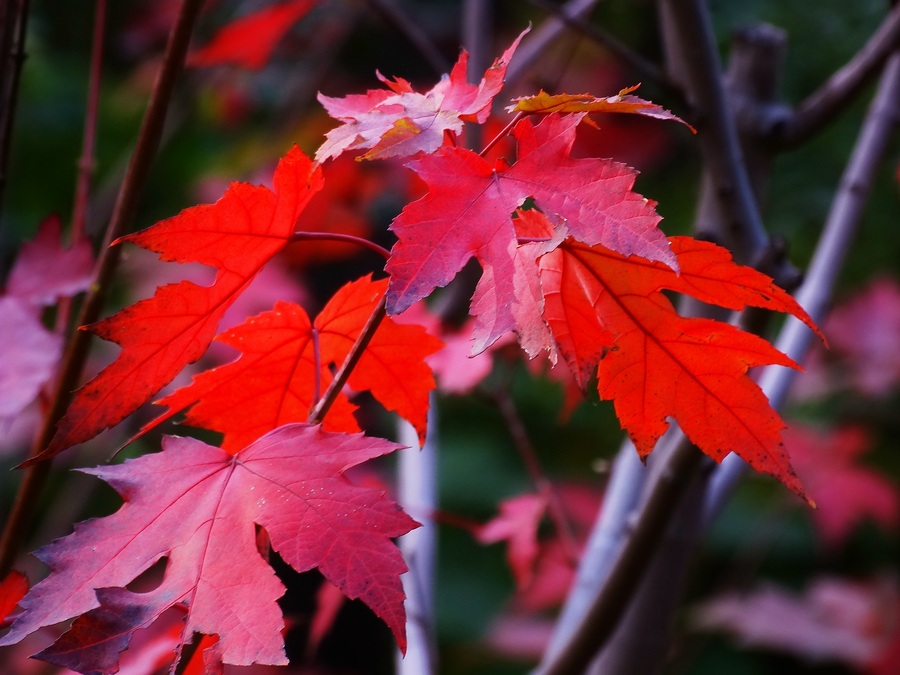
539,237,821,499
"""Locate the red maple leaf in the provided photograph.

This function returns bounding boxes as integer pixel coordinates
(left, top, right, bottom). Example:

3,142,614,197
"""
315,29,528,162
188,0,316,70
38,146,323,461
538,237,821,498
148,275,442,451
385,113,675,353
0,425,417,669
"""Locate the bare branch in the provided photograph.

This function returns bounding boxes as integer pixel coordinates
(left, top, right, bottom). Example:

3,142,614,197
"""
705,51,900,519
0,0,29,230
535,437,709,675
775,4,900,148
506,0,602,86
523,0,672,93
363,0,450,75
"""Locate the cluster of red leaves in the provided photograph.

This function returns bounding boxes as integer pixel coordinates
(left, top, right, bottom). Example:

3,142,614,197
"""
2,21,824,675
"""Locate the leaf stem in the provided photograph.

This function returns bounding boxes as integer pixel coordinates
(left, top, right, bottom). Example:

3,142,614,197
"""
307,295,387,425
479,111,524,157
0,0,205,577
289,230,391,259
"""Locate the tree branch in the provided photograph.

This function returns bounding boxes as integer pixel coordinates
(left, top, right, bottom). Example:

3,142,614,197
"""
0,0,29,232
506,0,602,87
705,51,900,519
535,437,709,675
363,0,450,75
657,0,770,264
523,0,672,94
774,3,900,148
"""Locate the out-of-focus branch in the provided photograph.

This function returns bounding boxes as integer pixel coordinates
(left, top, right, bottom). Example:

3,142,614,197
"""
363,0,450,74
0,0,29,234
774,4,900,148
705,51,900,519
523,0,671,92
395,403,439,675
535,437,708,675
657,0,771,265
506,0,602,86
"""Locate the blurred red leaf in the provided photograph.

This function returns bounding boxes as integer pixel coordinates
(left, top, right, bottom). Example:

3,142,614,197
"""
825,276,900,396
785,424,899,547
694,577,900,669
0,215,93,425
477,493,549,590
189,0,316,70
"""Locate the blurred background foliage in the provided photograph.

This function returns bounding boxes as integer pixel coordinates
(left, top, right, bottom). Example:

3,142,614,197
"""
1,1,898,674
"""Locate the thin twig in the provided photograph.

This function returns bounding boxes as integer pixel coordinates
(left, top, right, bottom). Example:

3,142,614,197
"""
491,388,580,564
506,0,602,87
71,0,106,241
0,0,206,578
523,0,674,95
289,230,391,259
307,295,387,424
0,0,29,224
775,4,900,148
363,0,450,75
55,0,107,336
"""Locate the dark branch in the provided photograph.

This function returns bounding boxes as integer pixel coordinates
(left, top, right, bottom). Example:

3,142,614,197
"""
774,4,900,148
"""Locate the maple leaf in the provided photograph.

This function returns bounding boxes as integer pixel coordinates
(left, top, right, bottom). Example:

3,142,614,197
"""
188,0,316,70
385,113,675,353
693,577,900,668
5,214,94,305
508,85,696,133
538,237,820,498
0,215,93,425
0,425,417,669
315,29,528,162
785,424,898,547
38,146,323,461
477,493,549,590
148,275,442,451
